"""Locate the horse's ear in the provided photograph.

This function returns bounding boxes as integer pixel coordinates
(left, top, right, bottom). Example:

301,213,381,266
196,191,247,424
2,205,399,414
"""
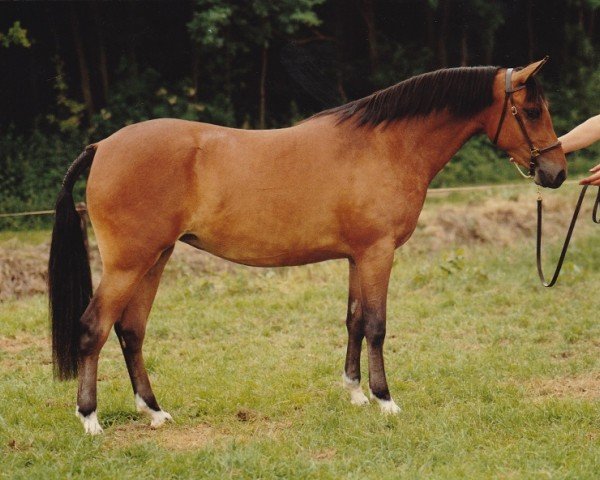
512,56,549,86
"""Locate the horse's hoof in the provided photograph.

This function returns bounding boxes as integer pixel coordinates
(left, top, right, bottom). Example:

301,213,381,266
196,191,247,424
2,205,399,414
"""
342,373,370,406
135,393,173,428
350,392,370,406
75,408,103,435
150,410,173,429
377,398,401,415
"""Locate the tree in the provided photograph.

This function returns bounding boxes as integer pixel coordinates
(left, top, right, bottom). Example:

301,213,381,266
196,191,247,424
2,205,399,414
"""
0,21,30,48
189,0,324,128
69,5,95,120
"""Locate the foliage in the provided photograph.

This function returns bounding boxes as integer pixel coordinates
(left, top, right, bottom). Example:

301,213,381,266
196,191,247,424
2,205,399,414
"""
0,129,86,230
45,57,86,134
2,1,600,223
188,0,324,48
0,21,30,48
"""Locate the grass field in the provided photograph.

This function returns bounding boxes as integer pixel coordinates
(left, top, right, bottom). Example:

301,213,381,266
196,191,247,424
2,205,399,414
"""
1,186,600,479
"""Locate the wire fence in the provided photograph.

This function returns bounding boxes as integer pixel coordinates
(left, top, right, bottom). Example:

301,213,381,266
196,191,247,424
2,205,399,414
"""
0,179,584,219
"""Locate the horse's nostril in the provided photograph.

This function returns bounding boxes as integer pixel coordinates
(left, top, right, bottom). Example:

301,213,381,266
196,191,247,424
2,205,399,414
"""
554,170,566,188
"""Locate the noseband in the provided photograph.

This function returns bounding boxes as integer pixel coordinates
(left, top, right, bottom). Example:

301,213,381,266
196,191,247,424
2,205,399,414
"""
492,67,562,177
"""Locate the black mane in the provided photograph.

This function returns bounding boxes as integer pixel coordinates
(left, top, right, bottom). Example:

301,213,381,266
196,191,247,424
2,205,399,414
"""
312,66,545,127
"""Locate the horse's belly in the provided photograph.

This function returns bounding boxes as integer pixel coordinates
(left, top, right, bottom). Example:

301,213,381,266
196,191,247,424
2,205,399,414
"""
179,231,347,267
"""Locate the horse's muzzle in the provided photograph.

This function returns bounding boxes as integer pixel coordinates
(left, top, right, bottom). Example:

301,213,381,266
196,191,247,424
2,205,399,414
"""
535,168,566,189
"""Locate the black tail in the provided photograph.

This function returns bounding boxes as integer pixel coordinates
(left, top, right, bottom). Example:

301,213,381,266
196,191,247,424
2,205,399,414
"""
48,145,96,380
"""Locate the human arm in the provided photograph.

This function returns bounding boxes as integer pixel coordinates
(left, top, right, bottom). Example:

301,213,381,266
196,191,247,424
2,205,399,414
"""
558,114,600,154
558,114,600,185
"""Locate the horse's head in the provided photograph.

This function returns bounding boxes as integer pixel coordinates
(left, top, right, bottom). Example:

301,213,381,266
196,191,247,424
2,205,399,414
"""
486,58,567,189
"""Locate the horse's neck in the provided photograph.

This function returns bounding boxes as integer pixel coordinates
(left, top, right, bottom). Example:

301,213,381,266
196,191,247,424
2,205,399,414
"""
382,113,484,185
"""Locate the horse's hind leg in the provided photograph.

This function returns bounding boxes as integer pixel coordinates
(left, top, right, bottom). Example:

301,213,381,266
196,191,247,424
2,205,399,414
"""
342,259,369,406
115,246,174,428
76,266,149,434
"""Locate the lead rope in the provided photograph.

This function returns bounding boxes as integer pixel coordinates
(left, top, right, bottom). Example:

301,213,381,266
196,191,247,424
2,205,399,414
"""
509,158,600,287
536,183,600,287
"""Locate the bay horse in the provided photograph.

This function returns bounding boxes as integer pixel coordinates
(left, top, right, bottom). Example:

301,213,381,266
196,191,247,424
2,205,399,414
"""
49,59,567,434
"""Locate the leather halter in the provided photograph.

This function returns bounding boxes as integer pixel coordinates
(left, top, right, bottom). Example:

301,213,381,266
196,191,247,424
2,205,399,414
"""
492,67,562,177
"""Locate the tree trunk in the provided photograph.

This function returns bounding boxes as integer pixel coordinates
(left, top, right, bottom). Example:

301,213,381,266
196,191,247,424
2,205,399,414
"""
437,0,449,67
526,0,534,61
359,0,378,72
191,46,199,100
46,4,61,55
224,25,233,99
91,1,109,104
259,44,268,129
483,31,495,65
334,0,347,103
460,27,468,66
127,3,139,77
425,2,436,68
70,5,95,120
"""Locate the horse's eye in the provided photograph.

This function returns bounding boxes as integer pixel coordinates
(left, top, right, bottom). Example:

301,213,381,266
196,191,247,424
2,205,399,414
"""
525,108,541,120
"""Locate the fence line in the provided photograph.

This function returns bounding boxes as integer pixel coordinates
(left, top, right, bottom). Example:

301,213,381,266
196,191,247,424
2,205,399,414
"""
0,180,584,218
0,204,87,219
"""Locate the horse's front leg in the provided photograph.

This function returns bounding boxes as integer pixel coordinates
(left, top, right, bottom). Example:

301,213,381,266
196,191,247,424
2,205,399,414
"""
342,259,369,406
355,240,400,414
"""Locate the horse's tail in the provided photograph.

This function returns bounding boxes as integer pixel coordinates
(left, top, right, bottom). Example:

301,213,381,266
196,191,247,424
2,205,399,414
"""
48,144,96,380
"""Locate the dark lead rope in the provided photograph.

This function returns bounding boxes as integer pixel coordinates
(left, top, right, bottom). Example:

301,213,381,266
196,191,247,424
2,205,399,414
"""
537,185,600,287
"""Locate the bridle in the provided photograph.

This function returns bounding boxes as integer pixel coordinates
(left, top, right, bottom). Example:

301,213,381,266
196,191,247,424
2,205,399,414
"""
491,64,599,288
492,67,562,177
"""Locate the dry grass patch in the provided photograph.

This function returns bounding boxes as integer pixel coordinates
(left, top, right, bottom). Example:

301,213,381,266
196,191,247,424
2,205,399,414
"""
311,448,337,461
0,333,47,354
108,422,222,451
527,373,600,401
106,416,292,452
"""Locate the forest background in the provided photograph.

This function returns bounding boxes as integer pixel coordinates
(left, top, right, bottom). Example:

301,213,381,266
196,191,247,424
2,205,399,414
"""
1,0,600,229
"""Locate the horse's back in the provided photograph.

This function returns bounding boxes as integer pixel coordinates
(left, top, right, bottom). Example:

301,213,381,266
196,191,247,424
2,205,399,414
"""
85,117,413,268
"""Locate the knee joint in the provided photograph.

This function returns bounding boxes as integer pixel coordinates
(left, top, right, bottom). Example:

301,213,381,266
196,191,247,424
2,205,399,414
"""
365,318,386,346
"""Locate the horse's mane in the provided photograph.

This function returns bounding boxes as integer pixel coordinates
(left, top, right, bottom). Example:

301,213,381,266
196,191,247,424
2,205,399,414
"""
311,66,545,127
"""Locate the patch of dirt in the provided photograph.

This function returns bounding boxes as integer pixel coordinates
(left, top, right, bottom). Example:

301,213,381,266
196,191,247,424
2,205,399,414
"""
109,422,221,451
0,334,47,354
0,241,50,301
108,417,291,451
312,448,336,461
527,374,600,400
412,192,595,252
0,239,232,301
1,191,595,300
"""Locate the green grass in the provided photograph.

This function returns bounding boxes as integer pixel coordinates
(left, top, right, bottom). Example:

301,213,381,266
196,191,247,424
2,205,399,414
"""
1,197,600,478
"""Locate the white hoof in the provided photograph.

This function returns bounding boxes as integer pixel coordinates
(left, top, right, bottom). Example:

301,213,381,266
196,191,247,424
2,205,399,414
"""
373,396,401,415
342,373,370,406
135,393,173,428
75,407,103,435
149,410,173,429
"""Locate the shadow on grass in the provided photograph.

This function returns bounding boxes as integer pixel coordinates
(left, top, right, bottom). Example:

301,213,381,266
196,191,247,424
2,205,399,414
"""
101,410,140,428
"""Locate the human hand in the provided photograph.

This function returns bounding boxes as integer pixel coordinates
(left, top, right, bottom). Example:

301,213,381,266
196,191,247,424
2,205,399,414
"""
580,163,600,186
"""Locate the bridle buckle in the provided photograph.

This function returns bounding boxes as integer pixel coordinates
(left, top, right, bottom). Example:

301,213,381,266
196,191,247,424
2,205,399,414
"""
510,105,518,116
530,147,540,157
